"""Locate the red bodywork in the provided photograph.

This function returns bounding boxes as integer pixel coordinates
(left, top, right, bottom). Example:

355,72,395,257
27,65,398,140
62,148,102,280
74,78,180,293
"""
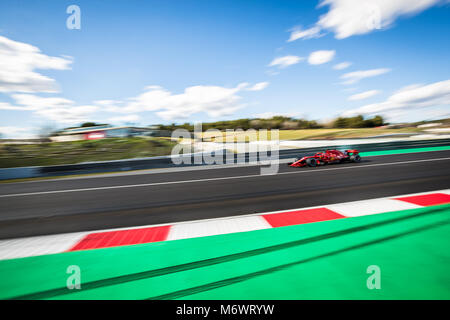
289,149,360,167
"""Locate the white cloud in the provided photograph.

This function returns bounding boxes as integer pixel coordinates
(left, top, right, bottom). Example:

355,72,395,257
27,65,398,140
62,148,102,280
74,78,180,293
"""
108,82,267,121
307,50,335,65
0,36,72,93
1,93,99,124
268,55,304,68
288,1,443,41
333,61,352,70
265,70,280,76
94,99,123,107
0,94,75,113
0,36,98,125
254,111,304,119
317,0,442,39
381,107,450,123
11,94,73,110
340,68,391,84
108,114,140,123
288,26,324,41
0,102,28,110
348,90,381,101
342,80,450,118
34,105,99,124
0,126,36,139
1,81,267,123
420,109,450,120
246,82,269,91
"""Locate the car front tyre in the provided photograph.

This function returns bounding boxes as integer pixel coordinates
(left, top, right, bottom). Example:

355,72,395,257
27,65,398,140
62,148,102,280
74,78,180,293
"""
350,155,361,163
306,158,317,167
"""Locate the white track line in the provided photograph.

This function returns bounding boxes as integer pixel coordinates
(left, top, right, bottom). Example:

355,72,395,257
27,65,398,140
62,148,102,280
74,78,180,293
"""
0,232,88,260
1,157,449,198
328,199,421,217
166,216,271,241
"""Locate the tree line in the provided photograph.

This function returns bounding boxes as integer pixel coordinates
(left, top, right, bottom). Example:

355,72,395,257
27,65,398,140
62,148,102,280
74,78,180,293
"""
64,115,385,134
155,115,385,131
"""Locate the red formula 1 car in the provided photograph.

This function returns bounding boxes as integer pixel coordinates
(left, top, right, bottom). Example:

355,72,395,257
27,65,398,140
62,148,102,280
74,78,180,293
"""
288,149,361,167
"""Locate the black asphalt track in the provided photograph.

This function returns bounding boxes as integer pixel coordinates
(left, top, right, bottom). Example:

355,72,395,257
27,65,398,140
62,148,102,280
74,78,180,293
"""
0,150,449,239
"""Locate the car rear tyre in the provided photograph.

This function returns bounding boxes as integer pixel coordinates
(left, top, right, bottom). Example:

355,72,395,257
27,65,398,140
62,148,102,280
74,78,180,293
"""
306,158,317,167
350,155,361,163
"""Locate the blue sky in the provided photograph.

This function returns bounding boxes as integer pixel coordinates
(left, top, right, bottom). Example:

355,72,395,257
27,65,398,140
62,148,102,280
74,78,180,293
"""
0,0,450,137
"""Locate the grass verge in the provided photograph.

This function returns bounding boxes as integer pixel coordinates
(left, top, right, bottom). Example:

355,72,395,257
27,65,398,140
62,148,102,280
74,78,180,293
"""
0,137,177,168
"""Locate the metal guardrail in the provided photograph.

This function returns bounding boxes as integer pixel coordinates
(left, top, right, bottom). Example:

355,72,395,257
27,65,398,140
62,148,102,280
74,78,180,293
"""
1,138,450,181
